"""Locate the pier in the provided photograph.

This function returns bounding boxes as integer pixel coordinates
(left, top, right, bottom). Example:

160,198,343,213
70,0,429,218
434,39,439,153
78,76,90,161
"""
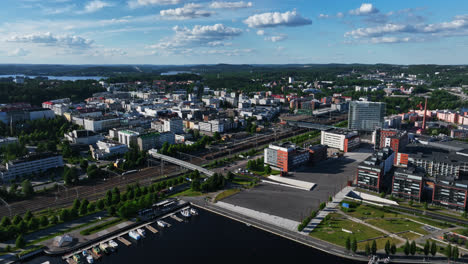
117,237,132,246
146,225,159,234
170,214,183,222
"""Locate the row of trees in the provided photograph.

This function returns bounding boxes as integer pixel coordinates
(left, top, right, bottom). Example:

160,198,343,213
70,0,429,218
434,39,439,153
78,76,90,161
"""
0,180,34,201
0,174,189,243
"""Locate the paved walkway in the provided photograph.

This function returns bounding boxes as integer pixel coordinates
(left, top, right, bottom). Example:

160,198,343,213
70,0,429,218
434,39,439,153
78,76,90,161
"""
215,201,300,232
301,186,354,233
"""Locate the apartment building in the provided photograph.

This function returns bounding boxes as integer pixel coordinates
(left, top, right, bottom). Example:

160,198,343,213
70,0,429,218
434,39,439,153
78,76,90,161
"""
0,153,63,182
356,148,394,192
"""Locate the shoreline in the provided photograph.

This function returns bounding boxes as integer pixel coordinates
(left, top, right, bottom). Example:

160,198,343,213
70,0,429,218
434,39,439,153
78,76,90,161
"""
188,199,452,264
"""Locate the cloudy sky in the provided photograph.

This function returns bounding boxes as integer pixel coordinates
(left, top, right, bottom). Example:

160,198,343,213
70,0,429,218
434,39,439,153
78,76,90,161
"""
1,0,467,64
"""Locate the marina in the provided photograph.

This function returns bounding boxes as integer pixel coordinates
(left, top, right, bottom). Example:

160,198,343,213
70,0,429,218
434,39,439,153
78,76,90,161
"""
61,205,195,263
25,207,359,264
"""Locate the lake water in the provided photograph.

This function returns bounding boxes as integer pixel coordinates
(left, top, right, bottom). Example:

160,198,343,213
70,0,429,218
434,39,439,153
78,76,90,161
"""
21,209,361,264
0,75,106,81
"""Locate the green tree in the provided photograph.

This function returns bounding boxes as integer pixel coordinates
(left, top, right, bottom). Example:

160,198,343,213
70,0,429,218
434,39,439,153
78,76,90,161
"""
97,199,105,210
431,241,437,256
408,200,413,207
351,237,357,254
445,244,452,259
12,215,22,225
385,240,391,255
345,236,351,251
23,211,33,222
0,216,11,227
390,243,396,255
213,132,221,141
39,215,49,227
264,165,272,174
404,240,410,256
365,242,371,256
371,240,377,255
423,202,428,210
410,240,416,255
424,240,430,256
453,246,459,260
15,234,25,248
21,180,34,197
51,215,58,225
72,199,81,211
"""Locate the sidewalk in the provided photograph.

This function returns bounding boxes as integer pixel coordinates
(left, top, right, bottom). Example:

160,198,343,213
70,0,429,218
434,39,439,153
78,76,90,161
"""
301,186,354,233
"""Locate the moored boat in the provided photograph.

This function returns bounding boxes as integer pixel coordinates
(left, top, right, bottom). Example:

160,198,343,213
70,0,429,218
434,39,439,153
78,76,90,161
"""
129,230,141,240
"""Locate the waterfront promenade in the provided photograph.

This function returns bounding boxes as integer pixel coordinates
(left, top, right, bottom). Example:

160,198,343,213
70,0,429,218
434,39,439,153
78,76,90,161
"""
185,196,464,263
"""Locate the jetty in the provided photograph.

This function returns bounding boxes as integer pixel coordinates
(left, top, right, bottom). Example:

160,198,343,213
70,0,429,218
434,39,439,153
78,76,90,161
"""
117,237,132,246
146,225,158,234
170,214,183,222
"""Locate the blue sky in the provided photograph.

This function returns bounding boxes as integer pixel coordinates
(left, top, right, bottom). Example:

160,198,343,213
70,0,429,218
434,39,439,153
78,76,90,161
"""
0,0,467,64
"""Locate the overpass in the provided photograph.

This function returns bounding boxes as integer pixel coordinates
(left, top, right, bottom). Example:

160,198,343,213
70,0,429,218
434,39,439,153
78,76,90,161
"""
286,121,335,131
148,149,215,177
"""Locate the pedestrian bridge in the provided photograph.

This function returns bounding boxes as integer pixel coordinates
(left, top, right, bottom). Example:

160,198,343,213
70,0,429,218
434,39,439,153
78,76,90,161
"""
148,149,215,177
287,121,334,131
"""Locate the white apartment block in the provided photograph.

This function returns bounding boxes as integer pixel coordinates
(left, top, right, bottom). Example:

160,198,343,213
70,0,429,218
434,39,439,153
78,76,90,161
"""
162,118,184,134
0,153,63,182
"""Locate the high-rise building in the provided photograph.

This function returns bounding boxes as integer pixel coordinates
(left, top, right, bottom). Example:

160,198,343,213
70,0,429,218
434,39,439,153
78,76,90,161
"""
348,101,385,131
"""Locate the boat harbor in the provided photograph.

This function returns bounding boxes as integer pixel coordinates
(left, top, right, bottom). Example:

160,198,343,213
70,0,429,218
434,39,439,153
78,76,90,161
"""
61,201,197,264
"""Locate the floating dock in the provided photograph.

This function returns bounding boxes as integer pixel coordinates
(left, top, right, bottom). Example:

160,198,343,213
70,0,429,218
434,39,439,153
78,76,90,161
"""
146,225,158,234
170,214,183,222
117,237,132,246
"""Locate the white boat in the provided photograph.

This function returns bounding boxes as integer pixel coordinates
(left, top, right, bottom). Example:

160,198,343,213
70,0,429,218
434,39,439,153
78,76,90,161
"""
108,240,118,249
137,228,146,237
86,255,94,264
190,208,198,215
181,209,191,218
129,230,141,240
99,243,110,254
157,220,167,228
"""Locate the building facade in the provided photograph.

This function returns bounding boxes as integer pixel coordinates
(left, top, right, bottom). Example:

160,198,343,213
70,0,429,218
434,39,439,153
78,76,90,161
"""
0,153,63,182
348,101,385,131
264,142,310,172
320,129,360,152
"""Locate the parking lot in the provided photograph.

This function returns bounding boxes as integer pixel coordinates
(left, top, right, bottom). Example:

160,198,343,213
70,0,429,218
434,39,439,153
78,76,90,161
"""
222,147,373,222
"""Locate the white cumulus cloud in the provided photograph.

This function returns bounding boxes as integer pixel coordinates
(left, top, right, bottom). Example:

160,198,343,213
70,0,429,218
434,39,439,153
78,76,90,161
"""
160,3,213,20
210,1,252,9
8,32,94,49
243,10,312,28
80,0,113,14
349,3,379,16
128,0,183,8
149,23,242,52
264,34,287,42
256,30,265,36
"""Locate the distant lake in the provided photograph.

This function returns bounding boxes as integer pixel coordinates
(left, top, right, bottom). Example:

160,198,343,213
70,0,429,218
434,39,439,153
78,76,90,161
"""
160,71,195,76
0,75,106,81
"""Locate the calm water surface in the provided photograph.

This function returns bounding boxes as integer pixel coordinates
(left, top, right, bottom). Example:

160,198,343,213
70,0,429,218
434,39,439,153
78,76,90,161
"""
22,209,361,264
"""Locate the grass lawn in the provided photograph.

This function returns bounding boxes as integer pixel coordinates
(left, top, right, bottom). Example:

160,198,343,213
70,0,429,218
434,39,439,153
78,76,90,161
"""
357,237,400,251
310,213,384,248
80,218,125,236
214,189,240,202
399,231,422,241
169,189,203,198
366,218,429,235
342,202,450,229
